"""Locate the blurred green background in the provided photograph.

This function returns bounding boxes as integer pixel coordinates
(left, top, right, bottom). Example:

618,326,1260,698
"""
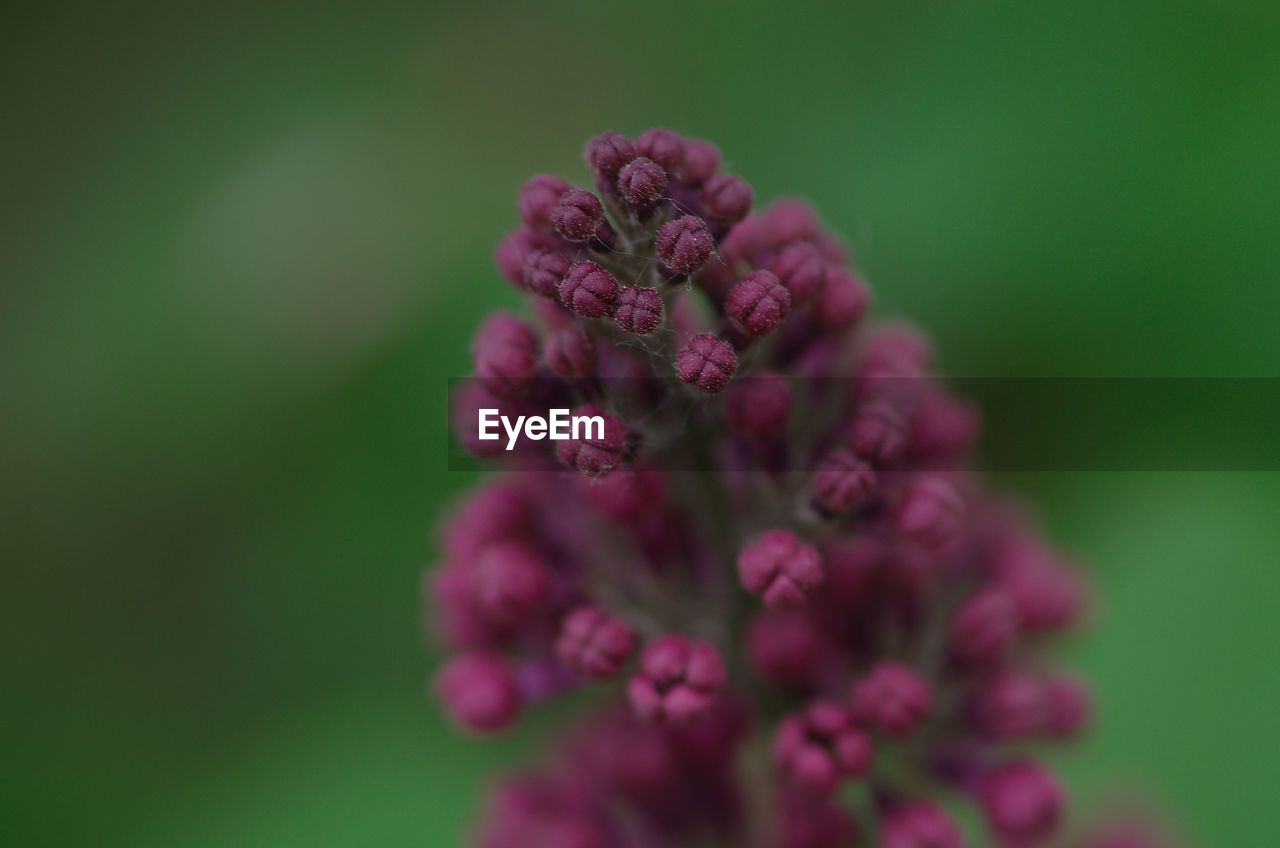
3,0,1278,844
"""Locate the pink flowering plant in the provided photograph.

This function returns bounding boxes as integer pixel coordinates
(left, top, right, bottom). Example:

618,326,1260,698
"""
428,128,1163,847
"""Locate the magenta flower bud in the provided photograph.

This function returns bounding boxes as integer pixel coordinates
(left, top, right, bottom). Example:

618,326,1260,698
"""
471,541,550,625
851,661,934,736
768,240,827,303
552,189,605,242
881,802,965,848
1044,674,1092,737
434,652,521,732
543,328,597,380
701,173,754,226
494,227,558,288
635,127,685,173
812,449,876,514
676,333,738,394
725,371,793,441
680,138,721,186
583,130,636,177
895,477,965,549
981,761,1065,846
479,775,607,848
977,674,1048,739
451,382,517,458
912,389,982,459
613,285,664,334
554,404,628,477
952,589,1019,663
813,266,870,332
472,313,540,397
849,399,911,466
518,173,571,231
761,198,821,246
560,261,621,318
773,699,873,794
616,157,668,208
746,610,822,687
576,466,666,520
863,322,934,372
738,529,824,609
627,634,726,723
726,269,791,337
555,606,636,679
657,215,715,274
1004,563,1086,632
441,478,533,561
522,247,572,299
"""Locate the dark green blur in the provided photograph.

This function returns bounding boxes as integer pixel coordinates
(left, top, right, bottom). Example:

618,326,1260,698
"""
2,1,1278,844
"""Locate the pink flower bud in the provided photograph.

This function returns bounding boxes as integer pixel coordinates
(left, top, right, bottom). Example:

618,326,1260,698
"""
553,189,605,242
441,478,533,561
952,589,1019,663
1003,562,1086,632
554,405,628,477
981,761,1065,846
560,261,621,318
813,266,870,332
977,673,1049,739
676,333,738,394
761,198,821,247
812,449,876,514
725,371,793,440
472,313,540,397
617,156,668,208
773,700,874,794
494,227,561,288
613,285,664,334
738,529,824,609
1044,674,1091,737
518,173,571,231
583,130,636,177
911,388,981,459
627,634,726,723
555,606,636,679
522,247,572,299
768,240,827,303
657,215,715,274
849,399,911,466
434,653,521,732
895,477,964,549
851,661,933,736
726,270,791,337
543,328,596,380
862,322,933,374
471,542,550,625
575,466,666,520
680,138,721,187
881,802,964,848
701,173,754,226
636,127,685,173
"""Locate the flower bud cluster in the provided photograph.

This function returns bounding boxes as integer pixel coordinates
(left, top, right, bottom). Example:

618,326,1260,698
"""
431,129,1098,847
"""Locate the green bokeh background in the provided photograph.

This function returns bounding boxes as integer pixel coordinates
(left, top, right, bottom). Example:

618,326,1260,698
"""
3,1,1278,844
